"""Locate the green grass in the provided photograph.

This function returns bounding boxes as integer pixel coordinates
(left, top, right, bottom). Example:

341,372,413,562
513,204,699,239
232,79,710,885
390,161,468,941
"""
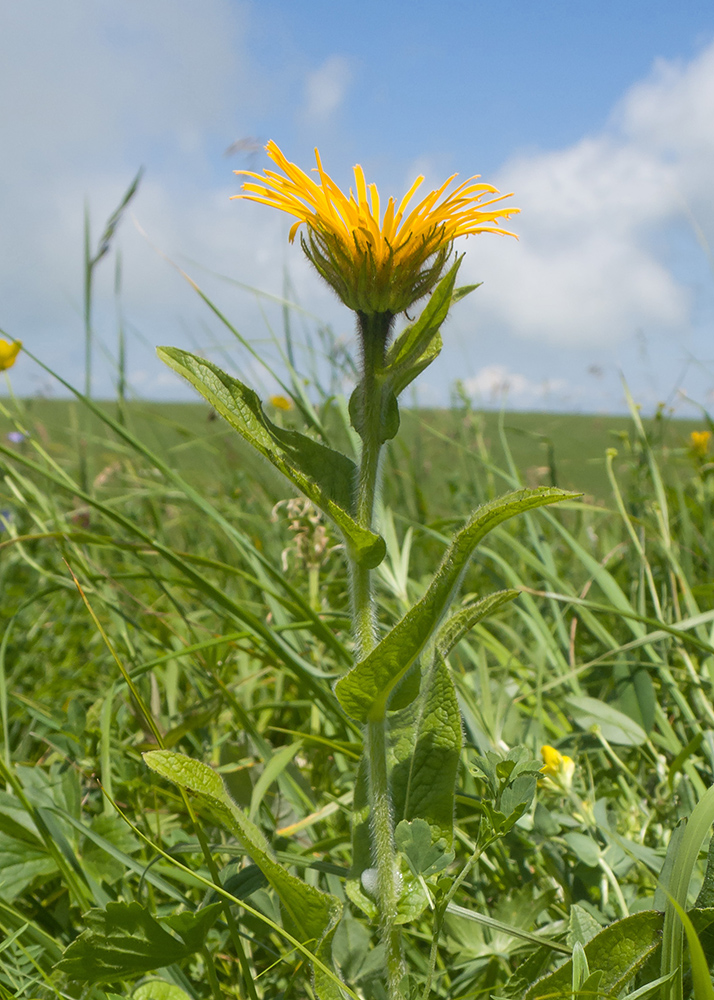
1,397,707,502
1,378,714,999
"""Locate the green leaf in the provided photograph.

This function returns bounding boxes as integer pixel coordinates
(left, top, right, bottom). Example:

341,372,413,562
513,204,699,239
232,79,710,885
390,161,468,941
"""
577,969,603,997
668,898,714,1000
346,658,461,926
56,901,191,983
163,903,222,951
348,383,400,443
669,733,704,792
695,837,714,908
205,861,268,905
500,774,537,819
81,813,140,885
452,282,482,304
620,973,678,1000
157,347,384,568
525,911,663,999
343,763,430,926
436,589,519,658
566,695,647,746
394,819,453,876
332,916,372,983
446,902,571,955
613,660,656,735
567,903,603,949
143,750,342,999
564,832,601,868
654,818,685,911
0,827,57,901
661,784,714,1000
387,331,442,398
572,941,589,991
133,984,193,1000
470,745,541,804
335,487,577,722
383,261,461,397
390,657,462,848
495,947,553,999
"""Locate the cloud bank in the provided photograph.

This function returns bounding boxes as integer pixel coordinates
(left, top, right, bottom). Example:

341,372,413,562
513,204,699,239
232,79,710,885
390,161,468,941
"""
1,3,713,408
463,40,714,347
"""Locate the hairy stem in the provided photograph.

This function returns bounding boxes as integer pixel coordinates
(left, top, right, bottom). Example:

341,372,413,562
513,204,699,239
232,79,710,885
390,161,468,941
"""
350,311,404,998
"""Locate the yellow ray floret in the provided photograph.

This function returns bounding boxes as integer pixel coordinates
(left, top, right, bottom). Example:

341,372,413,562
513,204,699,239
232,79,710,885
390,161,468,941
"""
232,142,519,315
0,340,22,372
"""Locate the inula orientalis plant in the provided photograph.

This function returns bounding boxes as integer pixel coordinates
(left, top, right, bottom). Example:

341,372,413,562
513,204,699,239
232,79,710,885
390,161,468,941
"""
5,144,712,1000
148,142,579,999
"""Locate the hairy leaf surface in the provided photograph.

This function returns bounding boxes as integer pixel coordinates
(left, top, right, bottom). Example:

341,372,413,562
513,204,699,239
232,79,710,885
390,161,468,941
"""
143,750,342,999
390,657,462,846
57,901,206,983
157,348,384,568
336,487,577,721
525,911,662,999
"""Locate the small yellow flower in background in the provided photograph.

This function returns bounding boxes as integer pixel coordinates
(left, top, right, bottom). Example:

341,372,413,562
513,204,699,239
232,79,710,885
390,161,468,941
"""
539,744,575,793
0,340,22,372
233,141,520,317
269,394,293,411
689,430,711,459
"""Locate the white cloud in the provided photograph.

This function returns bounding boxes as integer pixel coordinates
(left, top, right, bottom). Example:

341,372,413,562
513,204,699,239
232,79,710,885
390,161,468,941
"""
0,0,297,395
3,4,714,409
302,55,352,122
463,365,567,404
460,39,714,347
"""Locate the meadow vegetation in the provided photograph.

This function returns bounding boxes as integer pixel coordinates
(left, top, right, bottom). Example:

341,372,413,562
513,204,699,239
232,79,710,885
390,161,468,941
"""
1,149,714,1000
0,366,714,999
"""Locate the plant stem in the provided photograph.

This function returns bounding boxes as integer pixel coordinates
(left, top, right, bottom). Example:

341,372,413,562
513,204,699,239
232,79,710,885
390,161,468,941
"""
350,311,404,998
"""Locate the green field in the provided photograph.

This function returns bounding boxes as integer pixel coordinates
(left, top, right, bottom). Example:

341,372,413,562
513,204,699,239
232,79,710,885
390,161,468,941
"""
2,397,707,503
1,384,714,999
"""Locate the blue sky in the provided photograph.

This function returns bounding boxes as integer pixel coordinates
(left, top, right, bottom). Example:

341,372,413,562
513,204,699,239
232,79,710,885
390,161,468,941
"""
2,0,714,412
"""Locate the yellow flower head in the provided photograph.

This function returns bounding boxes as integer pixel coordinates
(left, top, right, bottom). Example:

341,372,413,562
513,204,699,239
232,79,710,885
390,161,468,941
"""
690,430,711,459
269,394,293,411
0,340,22,372
539,744,575,793
233,141,519,316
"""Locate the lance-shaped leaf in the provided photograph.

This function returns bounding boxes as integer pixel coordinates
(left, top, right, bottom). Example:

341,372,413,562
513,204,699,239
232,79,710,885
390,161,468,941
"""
382,260,461,398
335,487,578,722
157,347,384,568
144,750,342,999
436,589,519,659
382,283,479,398
344,761,430,926
390,656,462,847
346,658,461,924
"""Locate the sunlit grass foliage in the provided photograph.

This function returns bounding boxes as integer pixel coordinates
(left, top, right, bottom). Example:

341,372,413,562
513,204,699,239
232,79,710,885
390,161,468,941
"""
1,169,714,1000
1,370,714,998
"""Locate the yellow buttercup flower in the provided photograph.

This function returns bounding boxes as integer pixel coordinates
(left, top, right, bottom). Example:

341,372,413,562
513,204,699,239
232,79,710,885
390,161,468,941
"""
690,430,711,459
233,141,519,316
269,394,293,411
0,340,22,372
540,744,575,793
